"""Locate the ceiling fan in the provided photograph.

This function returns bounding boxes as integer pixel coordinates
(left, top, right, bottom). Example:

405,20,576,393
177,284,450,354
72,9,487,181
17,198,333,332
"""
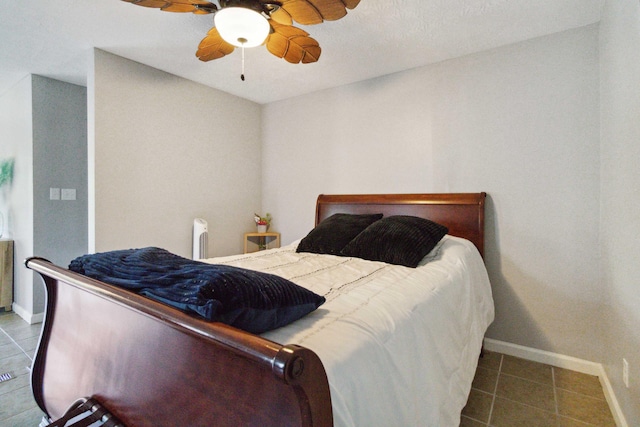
121,0,361,65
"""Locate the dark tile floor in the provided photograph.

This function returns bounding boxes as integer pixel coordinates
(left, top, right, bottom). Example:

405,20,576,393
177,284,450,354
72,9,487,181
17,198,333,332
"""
462,350,617,426
1,310,617,427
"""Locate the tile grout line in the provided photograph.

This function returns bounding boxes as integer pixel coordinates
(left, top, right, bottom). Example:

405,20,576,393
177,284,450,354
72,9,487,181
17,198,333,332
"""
498,370,557,386
485,354,503,425
0,326,36,363
552,366,559,416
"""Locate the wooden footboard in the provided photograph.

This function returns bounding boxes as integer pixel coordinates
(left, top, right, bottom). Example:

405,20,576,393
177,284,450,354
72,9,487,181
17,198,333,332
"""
26,258,332,427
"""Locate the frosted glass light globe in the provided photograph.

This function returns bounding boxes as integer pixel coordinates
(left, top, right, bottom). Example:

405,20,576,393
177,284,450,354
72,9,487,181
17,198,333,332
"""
214,7,270,48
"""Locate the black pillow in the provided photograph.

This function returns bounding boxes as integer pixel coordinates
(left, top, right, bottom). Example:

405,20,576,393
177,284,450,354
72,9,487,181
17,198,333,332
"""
69,247,325,334
296,213,384,255
341,215,448,268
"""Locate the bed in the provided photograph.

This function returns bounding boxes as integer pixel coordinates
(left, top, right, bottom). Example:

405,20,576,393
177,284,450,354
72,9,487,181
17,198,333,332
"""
26,192,493,427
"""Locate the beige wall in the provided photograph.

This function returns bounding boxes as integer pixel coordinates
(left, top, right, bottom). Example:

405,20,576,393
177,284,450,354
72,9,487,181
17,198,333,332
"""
90,50,262,258
600,0,640,422
262,25,603,363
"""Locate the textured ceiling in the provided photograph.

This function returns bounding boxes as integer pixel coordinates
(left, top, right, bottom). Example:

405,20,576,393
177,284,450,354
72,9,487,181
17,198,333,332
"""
0,0,603,104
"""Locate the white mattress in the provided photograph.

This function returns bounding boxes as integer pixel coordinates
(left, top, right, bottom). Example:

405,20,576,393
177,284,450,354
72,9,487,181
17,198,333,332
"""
204,235,494,427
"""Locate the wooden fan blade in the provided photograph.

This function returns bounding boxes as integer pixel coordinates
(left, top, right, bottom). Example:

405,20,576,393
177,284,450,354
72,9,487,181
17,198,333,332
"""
161,3,202,12
122,0,169,8
343,0,361,10
269,7,293,25
266,21,321,64
196,27,235,61
121,0,216,14
279,0,358,25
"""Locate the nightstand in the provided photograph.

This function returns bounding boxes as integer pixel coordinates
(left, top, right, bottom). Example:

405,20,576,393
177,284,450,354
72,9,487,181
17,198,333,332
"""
243,232,280,254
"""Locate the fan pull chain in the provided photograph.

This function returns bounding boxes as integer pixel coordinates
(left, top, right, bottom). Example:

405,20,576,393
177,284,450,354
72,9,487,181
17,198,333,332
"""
240,43,246,81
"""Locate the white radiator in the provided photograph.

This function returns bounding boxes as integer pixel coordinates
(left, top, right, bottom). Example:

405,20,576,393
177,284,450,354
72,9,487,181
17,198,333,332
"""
192,218,208,260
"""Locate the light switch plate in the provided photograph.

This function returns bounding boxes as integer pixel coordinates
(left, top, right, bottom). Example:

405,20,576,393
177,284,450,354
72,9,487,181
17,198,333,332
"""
61,188,76,201
49,188,60,200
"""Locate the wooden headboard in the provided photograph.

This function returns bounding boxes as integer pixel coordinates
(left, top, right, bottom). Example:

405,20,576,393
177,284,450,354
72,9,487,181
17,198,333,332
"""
316,193,487,258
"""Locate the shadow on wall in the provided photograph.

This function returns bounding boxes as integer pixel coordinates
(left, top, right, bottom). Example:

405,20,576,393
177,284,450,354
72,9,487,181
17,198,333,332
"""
482,194,606,360
482,194,553,352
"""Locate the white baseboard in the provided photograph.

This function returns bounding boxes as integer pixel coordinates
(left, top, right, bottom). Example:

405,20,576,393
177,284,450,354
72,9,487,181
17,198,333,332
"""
484,338,601,374
10,302,44,325
484,338,628,427
30,310,44,324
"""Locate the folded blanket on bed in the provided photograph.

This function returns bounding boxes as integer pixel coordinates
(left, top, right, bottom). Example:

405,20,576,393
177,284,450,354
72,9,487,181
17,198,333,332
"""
69,247,325,334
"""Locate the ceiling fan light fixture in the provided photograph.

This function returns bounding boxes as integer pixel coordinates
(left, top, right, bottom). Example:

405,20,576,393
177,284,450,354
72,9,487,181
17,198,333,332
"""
214,7,270,48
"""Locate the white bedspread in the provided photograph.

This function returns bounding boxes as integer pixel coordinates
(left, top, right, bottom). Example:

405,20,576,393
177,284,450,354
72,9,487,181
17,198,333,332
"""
204,235,494,427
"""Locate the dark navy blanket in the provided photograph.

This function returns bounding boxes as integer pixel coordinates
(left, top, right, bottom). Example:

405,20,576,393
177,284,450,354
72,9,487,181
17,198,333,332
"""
69,247,325,334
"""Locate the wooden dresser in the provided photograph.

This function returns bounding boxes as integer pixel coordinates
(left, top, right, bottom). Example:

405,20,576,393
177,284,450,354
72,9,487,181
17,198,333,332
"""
0,240,14,311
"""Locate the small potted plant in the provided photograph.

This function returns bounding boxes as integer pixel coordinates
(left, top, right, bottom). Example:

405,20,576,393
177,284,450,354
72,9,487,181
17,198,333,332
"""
254,213,272,233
